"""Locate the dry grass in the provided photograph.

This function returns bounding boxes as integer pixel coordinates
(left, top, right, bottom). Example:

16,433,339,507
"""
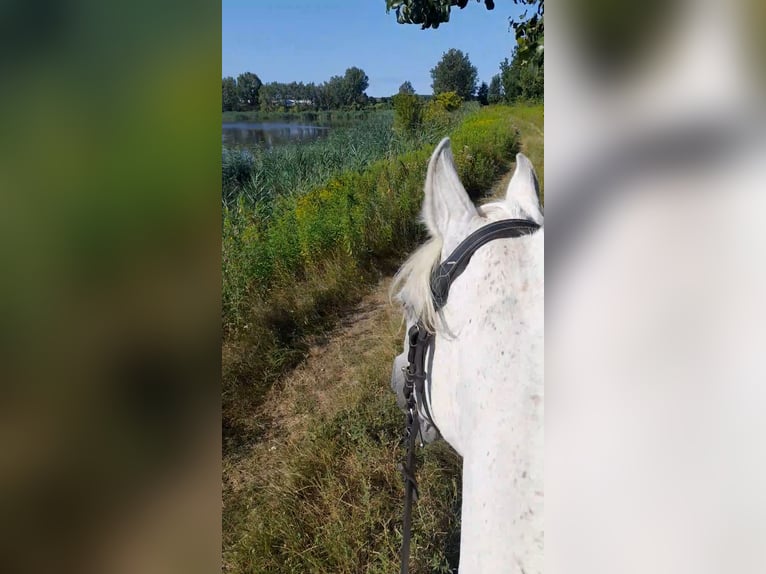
223,279,462,573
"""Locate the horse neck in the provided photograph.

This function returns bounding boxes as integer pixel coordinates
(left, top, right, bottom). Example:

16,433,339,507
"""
434,230,544,573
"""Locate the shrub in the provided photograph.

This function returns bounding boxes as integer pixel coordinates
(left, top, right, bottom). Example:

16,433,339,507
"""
391,93,422,135
221,148,255,205
434,91,462,111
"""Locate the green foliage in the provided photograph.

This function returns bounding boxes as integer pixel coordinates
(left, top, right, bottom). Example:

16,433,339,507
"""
222,112,402,215
488,74,504,103
508,0,544,65
385,0,543,65
499,44,544,102
251,67,370,112
398,80,416,95
391,92,423,135
222,106,520,335
222,76,238,112
222,109,372,124
434,91,462,111
221,148,256,203
422,91,462,133
236,72,262,111
342,66,370,106
386,0,495,30
477,81,489,105
430,48,478,100
450,105,520,195
224,334,463,574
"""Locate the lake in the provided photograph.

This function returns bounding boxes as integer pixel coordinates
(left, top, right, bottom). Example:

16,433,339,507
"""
222,121,331,149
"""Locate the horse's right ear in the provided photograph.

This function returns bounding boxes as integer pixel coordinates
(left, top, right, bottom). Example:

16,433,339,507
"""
422,138,477,238
506,153,543,223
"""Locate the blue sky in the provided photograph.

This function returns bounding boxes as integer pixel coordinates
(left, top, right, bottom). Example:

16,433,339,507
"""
222,0,525,97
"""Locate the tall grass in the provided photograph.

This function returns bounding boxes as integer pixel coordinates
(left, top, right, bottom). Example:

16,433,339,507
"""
222,109,474,218
222,112,405,215
223,307,463,573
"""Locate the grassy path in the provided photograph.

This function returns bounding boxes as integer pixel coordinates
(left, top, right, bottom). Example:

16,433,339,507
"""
222,105,543,573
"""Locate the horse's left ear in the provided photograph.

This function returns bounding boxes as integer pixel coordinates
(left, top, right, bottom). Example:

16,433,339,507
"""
506,153,543,224
422,138,478,238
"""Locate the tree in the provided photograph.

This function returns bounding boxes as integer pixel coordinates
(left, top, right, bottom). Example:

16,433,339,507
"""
430,49,478,101
236,72,262,110
499,45,543,102
342,67,370,106
385,1,544,60
488,74,503,103
222,77,238,112
508,0,544,66
477,81,489,105
385,0,495,30
398,81,416,95
320,67,369,109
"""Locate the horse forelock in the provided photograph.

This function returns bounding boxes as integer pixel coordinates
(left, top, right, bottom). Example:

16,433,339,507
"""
390,235,443,332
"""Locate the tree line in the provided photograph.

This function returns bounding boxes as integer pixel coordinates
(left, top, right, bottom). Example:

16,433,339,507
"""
224,43,541,115
222,67,370,112
418,46,542,105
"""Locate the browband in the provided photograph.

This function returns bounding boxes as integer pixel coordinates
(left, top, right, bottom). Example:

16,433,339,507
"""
430,219,540,310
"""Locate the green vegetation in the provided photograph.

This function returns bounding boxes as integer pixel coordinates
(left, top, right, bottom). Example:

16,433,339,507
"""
430,48,478,100
495,44,544,102
223,302,463,573
222,106,521,436
223,112,402,214
386,0,496,29
222,67,371,112
387,1,544,102
386,0,543,64
222,108,379,124
398,80,416,95
477,81,489,105
391,93,423,135
222,104,543,574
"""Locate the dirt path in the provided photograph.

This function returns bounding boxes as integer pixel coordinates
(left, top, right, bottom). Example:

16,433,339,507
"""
263,277,400,440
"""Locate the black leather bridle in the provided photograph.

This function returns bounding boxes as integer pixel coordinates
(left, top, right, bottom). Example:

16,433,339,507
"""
399,217,540,574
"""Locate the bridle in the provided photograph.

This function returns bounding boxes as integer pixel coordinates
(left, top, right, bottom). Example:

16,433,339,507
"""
399,218,540,574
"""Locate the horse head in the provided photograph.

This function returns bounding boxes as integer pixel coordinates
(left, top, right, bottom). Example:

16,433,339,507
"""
391,137,544,573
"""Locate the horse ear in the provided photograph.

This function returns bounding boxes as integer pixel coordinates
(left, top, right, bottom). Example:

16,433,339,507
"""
506,153,543,223
422,138,477,238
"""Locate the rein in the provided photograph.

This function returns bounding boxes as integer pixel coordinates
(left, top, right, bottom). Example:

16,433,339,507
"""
399,218,540,574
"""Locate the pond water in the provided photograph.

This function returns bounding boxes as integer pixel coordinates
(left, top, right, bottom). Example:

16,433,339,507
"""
222,121,331,149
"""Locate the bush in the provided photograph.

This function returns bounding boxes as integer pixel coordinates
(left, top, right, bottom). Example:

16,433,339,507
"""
221,148,255,201
422,91,463,133
434,91,462,111
451,106,519,196
391,93,422,135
